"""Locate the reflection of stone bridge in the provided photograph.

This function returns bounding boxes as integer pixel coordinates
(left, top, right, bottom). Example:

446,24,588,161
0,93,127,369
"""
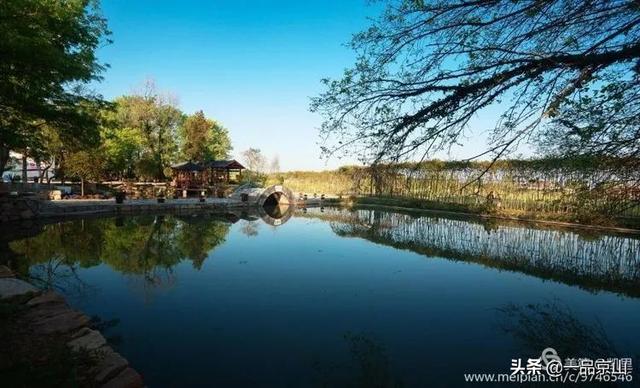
229,185,295,225
226,205,294,227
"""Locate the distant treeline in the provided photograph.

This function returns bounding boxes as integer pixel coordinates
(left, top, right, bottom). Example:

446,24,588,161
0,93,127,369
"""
268,157,640,220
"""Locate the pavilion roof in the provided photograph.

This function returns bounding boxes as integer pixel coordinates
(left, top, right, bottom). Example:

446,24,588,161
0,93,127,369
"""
204,159,245,169
170,161,204,171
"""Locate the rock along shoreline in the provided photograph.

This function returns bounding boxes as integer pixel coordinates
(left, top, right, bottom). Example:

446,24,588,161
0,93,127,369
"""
0,267,144,388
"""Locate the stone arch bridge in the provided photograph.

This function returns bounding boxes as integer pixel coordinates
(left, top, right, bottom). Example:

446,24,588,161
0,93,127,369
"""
230,185,295,207
229,185,295,226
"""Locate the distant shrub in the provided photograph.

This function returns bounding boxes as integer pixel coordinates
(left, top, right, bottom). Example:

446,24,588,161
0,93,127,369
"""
240,171,267,188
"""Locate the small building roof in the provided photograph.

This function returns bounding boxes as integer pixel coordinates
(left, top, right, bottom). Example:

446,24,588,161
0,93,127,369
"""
204,160,245,169
170,161,204,171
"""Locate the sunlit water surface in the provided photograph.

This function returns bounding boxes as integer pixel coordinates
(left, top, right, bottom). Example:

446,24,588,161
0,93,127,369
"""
4,207,640,387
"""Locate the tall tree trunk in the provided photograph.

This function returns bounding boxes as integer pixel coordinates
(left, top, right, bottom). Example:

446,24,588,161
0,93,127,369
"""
22,155,27,183
81,178,85,197
36,158,41,183
40,164,51,184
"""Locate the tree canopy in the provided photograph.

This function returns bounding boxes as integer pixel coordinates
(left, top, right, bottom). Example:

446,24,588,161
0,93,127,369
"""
242,148,267,172
0,0,111,173
25,81,236,185
64,149,105,195
112,83,183,180
180,110,232,162
97,85,234,182
311,0,640,166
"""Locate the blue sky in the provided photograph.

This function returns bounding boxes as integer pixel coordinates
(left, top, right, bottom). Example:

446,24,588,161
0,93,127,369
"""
94,0,504,171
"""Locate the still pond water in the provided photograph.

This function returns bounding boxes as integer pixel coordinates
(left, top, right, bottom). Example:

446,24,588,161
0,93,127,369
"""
4,207,640,387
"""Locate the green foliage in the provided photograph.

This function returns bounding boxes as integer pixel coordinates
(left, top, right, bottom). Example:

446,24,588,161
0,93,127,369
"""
27,125,65,181
65,151,105,182
101,107,145,179
64,149,106,195
96,85,234,181
2,0,236,183
180,110,232,162
0,0,110,171
111,84,182,180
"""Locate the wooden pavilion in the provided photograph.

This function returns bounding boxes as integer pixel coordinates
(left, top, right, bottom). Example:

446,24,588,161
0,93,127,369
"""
203,160,245,184
170,159,245,189
171,161,204,189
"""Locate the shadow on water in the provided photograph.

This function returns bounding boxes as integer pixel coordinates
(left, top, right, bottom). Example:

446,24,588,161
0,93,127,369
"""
496,301,640,384
299,207,640,297
497,301,618,360
312,332,404,388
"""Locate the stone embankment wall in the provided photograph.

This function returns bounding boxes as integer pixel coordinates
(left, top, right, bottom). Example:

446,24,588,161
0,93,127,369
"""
0,197,251,223
0,196,41,222
0,267,144,387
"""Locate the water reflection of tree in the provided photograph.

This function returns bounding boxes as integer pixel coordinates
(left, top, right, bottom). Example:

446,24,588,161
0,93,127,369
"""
9,221,105,297
499,302,640,385
8,215,231,292
102,215,182,294
497,301,617,360
313,332,403,388
306,207,640,297
240,220,259,237
175,216,230,269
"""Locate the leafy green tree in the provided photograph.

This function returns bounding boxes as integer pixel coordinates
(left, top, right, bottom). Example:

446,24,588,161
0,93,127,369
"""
65,150,106,196
114,83,182,180
28,125,65,183
102,126,144,180
180,110,232,161
311,0,640,167
0,0,110,174
101,105,145,180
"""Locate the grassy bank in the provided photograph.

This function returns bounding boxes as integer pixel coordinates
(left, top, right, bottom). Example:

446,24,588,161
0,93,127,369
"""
269,159,640,227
